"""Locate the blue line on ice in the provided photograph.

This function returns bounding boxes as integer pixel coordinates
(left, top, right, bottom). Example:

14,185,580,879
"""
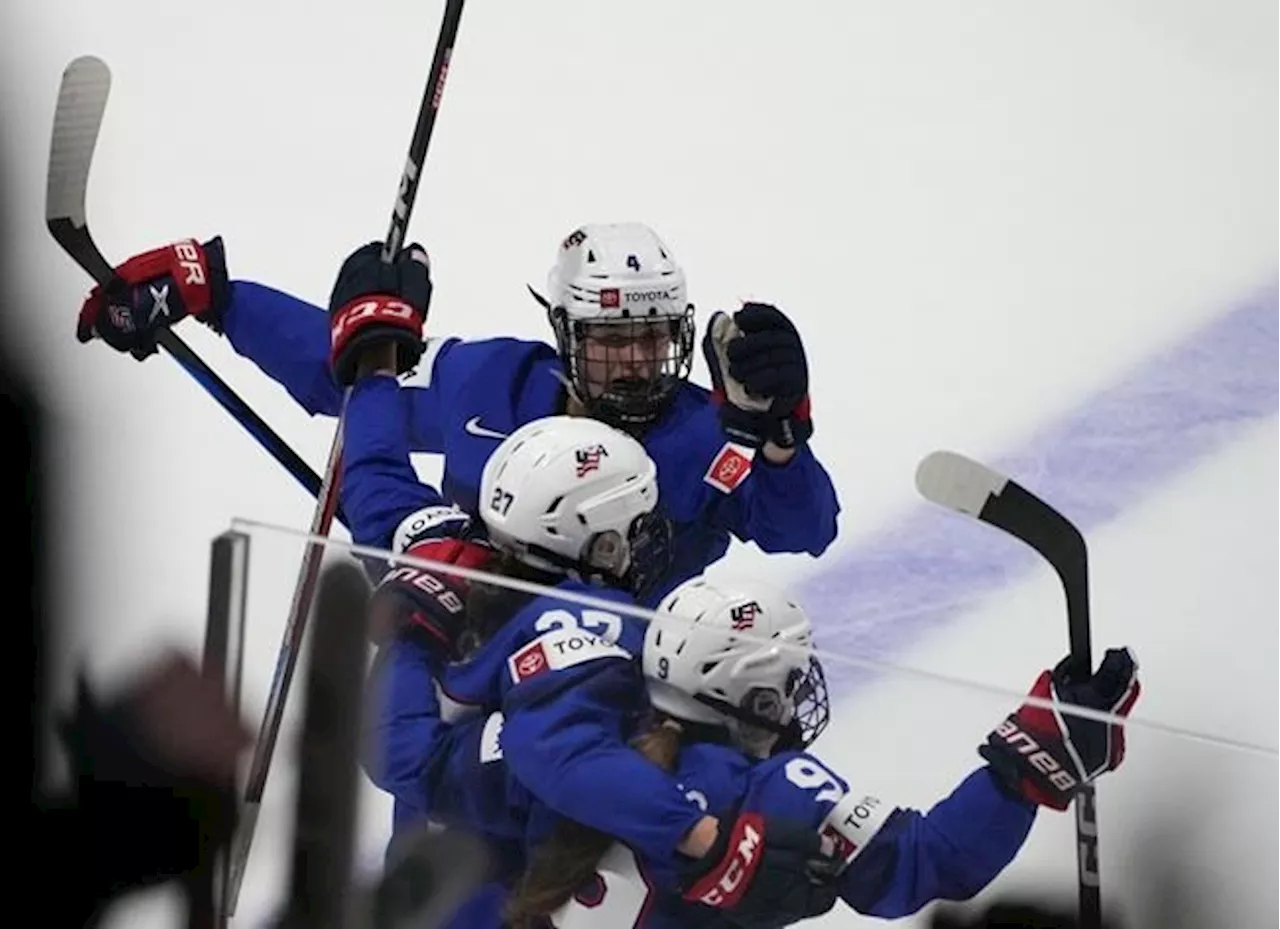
802,282,1279,695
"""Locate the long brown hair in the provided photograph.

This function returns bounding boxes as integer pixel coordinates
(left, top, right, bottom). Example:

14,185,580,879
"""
457,552,562,657
502,719,685,928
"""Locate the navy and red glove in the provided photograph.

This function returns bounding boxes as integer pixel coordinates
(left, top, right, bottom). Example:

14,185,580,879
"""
981,647,1141,810
76,237,229,360
678,810,838,929
703,303,812,450
368,537,493,657
329,241,432,386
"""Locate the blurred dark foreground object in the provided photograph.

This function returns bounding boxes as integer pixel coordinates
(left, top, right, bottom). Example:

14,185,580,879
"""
270,560,493,929
39,652,252,927
928,898,1126,929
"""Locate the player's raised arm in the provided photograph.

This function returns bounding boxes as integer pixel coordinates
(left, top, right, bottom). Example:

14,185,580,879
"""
756,648,1141,919
698,301,840,556
76,236,456,450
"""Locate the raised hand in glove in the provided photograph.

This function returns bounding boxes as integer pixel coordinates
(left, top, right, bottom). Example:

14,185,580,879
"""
981,647,1140,810
369,536,493,655
76,237,230,360
679,809,839,928
329,240,432,385
703,303,812,458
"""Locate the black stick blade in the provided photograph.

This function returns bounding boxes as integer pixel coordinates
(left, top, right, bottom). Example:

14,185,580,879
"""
915,450,1092,668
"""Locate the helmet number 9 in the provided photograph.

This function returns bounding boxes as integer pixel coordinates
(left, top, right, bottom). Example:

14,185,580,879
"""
657,656,670,679
490,487,514,515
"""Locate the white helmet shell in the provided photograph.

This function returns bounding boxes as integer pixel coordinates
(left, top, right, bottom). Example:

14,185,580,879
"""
642,577,829,755
478,415,660,577
548,222,688,323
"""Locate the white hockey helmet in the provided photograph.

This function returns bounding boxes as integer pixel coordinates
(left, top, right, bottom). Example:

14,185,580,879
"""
642,577,830,757
478,415,672,597
535,223,696,430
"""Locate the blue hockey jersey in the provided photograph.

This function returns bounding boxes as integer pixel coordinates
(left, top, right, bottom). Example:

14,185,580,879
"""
365,579,710,866
377,631,1037,929
219,279,841,602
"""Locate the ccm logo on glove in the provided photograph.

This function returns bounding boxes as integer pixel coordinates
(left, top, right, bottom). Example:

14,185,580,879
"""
331,298,419,345
685,814,765,908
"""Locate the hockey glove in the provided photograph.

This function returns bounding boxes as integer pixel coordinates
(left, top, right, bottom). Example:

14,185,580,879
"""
678,810,839,929
76,236,230,360
369,538,492,656
981,647,1140,810
703,303,813,450
329,240,432,386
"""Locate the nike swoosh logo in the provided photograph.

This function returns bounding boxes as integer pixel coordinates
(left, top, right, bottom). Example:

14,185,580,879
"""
464,416,509,440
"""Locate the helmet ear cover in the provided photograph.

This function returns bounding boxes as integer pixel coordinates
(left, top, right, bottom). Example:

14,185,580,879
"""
688,659,831,754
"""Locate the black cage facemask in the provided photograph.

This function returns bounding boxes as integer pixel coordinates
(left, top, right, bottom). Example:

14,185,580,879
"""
549,307,696,433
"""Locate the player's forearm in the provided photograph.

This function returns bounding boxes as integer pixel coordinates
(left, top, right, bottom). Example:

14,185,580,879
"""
840,767,1035,918
362,638,453,809
736,444,840,554
341,377,445,549
220,280,346,415
501,702,705,861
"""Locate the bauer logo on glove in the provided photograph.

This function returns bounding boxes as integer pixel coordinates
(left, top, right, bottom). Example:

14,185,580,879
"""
76,236,229,359
980,646,1140,811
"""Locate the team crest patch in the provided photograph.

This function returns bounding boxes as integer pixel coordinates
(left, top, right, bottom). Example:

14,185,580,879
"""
704,441,755,494
509,641,550,683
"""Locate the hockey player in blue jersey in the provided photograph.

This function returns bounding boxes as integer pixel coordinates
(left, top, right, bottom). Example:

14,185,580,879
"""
74,222,840,602
376,572,1141,929
360,412,842,928
351,405,1140,927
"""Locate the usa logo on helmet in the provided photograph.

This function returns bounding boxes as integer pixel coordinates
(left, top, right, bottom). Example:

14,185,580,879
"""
575,444,609,477
730,602,761,631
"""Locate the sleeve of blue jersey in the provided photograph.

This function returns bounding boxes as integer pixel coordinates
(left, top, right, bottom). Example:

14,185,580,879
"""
731,443,840,555
659,390,840,557
221,280,346,416
500,655,706,863
341,376,447,549
220,277,456,450
362,636,455,815
833,766,1036,918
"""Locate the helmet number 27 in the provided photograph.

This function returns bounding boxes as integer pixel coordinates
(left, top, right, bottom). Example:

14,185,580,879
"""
490,487,514,515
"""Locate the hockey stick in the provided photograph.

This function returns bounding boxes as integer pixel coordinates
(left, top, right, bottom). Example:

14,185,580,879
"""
223,0,466,914
45,56,346,527
914,450,1101,928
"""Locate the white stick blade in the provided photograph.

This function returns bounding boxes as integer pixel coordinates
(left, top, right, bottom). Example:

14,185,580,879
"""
47,55,111,226
914,450,1009,516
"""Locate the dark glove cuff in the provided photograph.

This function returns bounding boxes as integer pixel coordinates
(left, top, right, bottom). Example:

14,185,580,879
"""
198,236,231,332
